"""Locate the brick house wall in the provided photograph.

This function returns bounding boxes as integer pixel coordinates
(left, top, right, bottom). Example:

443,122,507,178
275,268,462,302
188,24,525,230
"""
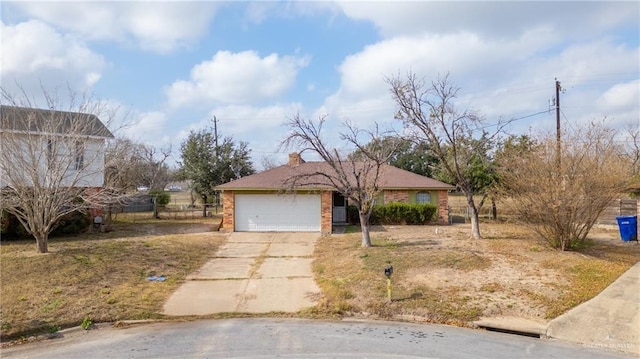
222,188,450,232
222,190,234,231
437,190,449,224
320,191,332,235
384,190,409,203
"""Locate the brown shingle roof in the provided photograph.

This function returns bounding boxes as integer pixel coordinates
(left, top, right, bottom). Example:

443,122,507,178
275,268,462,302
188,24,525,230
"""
217,161,454,191
0,105,114,138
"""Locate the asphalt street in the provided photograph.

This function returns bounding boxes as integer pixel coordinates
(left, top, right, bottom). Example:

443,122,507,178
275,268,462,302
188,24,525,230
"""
1,318,634,359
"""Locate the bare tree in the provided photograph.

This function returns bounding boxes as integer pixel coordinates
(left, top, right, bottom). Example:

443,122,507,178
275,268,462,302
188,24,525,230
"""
282,114,397,247
0,88,123,253
389,73,508,239
105,138,172,192
496,122,630,250
104,138,141,192
621,120,640,176
140,143,172,191
260,155,280,171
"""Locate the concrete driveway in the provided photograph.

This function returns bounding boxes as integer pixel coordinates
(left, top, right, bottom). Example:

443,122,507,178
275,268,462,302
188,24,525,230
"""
162,232,321,315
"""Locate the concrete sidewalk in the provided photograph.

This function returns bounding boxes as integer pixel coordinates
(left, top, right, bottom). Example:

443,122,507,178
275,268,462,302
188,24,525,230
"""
475,261,640,355
546,261,640,355
162,232,321,315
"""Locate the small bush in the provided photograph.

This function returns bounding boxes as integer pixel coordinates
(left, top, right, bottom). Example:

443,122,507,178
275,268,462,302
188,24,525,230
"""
81,317,93,330
150,190,170,206
348,203,437,225
1,211,30,238
51,211,91,236
1,210,90,239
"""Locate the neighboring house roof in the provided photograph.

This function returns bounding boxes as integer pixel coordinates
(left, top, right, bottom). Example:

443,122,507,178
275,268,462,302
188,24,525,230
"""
217,154,454,191
0,105,114,138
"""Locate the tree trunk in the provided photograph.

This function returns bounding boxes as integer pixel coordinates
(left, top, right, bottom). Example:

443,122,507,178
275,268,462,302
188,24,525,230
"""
491,199,497,221
152,196,159,219
359,211,372,247
35,233,48,253
202,195,208,218
466,194,482,239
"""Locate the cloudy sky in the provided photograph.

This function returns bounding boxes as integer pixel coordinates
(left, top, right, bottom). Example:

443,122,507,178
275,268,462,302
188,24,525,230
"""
1,1,638,168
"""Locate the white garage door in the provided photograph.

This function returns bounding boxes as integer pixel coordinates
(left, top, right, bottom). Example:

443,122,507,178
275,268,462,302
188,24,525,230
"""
234,194,321,232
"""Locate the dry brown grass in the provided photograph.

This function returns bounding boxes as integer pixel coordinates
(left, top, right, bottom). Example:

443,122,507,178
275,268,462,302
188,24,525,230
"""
0,216,225,341
3,217,638,341
310,222,640,325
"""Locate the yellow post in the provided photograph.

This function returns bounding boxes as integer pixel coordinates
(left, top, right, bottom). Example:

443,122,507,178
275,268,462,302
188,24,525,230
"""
387,277,392,302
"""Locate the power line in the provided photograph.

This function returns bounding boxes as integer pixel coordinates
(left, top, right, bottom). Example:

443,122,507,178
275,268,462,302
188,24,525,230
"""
512,110,550,122
476,110,549,130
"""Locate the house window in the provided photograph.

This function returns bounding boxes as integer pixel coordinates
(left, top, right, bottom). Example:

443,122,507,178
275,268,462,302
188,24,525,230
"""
74,141,85,170
416,192,431,204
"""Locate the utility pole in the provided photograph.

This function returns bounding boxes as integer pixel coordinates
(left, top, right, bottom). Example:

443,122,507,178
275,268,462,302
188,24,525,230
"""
212,116,219,155
555,79,561,169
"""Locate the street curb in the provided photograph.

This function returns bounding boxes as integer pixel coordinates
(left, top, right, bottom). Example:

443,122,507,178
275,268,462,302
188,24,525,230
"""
473,317,548,338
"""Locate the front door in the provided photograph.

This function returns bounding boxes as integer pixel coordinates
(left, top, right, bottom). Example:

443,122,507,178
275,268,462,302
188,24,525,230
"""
332,192,347,223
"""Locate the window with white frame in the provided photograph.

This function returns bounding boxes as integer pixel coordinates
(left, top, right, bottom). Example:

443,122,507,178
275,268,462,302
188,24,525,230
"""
416,192,431,204
74,141,85,170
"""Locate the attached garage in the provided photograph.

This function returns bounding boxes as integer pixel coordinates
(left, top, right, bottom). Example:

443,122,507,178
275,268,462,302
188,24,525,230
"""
234,193,321,232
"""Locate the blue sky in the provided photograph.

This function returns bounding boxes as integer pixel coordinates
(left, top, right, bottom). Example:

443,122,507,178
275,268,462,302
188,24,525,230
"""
2,1,639,168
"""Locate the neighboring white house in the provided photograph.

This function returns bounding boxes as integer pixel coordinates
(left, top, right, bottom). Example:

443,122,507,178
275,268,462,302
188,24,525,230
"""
0,105,114,190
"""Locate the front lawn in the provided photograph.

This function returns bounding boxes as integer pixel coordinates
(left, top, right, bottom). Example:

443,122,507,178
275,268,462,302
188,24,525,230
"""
0,217,225,341
307,223,640,325
3,219,638,342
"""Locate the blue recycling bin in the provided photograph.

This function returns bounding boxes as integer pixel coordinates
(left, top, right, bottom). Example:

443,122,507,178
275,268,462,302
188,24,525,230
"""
615,215,637,242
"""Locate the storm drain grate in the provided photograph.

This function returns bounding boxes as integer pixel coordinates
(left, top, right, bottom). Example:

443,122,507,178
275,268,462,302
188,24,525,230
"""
482,326,542,338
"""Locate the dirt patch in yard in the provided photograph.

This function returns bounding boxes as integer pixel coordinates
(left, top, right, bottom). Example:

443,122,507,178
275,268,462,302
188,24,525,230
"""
310,222,640,325
400,225,568,319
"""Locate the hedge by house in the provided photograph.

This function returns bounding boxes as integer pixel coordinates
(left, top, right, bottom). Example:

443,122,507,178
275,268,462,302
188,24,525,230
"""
1,210,91,240
347,202,437,225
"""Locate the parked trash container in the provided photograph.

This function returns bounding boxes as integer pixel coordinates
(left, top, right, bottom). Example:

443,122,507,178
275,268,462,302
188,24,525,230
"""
615,215,638,242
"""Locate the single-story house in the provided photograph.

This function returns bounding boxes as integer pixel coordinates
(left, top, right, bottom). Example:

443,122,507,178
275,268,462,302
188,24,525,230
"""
216,153,455,234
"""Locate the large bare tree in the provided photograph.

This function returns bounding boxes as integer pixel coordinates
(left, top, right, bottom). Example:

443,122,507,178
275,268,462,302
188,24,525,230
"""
105,137,172,192
621,120,640,177
0,88,122,253
496,122,630,250
282,114,397,247
389,73,507,239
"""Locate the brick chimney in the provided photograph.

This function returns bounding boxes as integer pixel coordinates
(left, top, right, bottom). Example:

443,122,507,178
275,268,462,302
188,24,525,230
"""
288,152,305,167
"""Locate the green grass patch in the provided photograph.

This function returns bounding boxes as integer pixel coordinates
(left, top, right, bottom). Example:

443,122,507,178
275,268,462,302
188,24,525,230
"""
540,257,632,318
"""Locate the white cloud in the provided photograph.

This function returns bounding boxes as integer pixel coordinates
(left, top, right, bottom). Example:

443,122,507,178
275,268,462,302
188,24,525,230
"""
0,20,106,100
166,51,310,107
8,2,220,53
336,2,639,40
118,110,177,151
318,30,639,135
317,31,547,127
168,102,304,162
599,80,640,109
